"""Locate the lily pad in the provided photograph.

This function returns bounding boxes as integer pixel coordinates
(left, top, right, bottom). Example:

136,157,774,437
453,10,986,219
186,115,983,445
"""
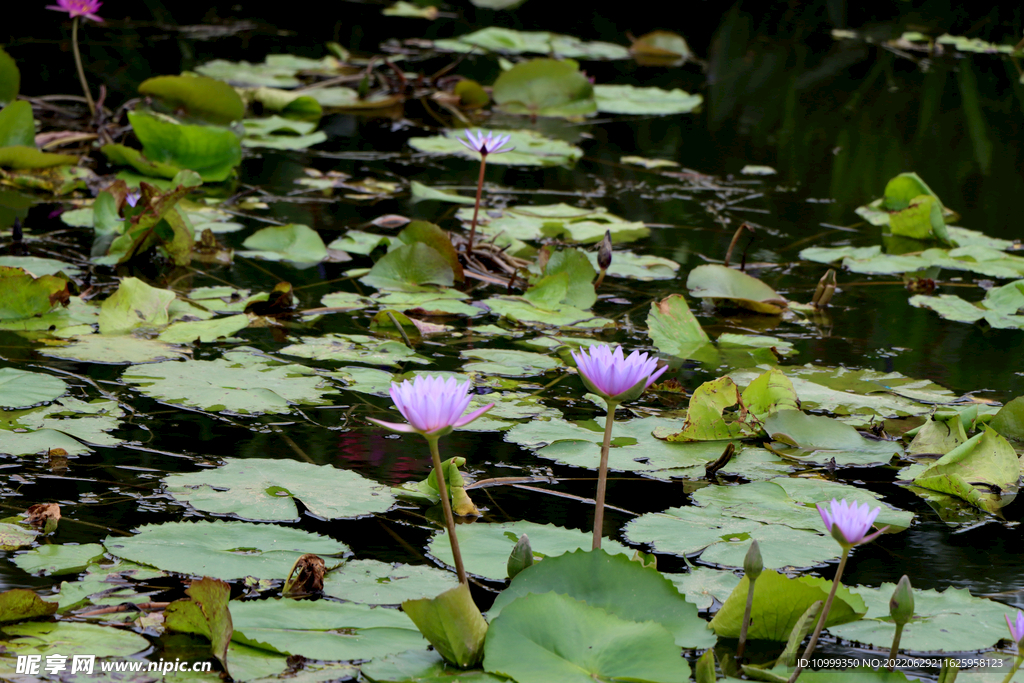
156,314,250,344
0,589,58,622
483,296,611,328
687,264,787,314
428,521,630,581
122,350,337,415
0,265,70,320
433,27,630,60
1,621,149,658
460,203,648,244
910,427,1019,513
647,294,710,359
585,249,679,280
593,85,702,115
12,543,106,576
0,523,37,549
461,348,560,377
103,520,348,580
373,291,483,317
361,242,454,291
165,457,395,521
664,567,742,612
493,58,596,118
138,74,246,125
0,368,66,408
484,592,688,683
322,559,460,604
242,116,326,150
279,333,430,367
409,129,583,167
40,335,187,364
362,649,508,683
240,224,327,264
763,410,902,466
410,181,475,205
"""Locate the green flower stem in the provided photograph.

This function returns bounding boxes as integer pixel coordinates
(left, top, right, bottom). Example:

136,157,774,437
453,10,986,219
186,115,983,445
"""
427,435,467,584
466,155,487,256
887,622,905,665
71,17,96,117
788,547,850,683
1000,654,1023,683
737,574,758,659
592,399,619,550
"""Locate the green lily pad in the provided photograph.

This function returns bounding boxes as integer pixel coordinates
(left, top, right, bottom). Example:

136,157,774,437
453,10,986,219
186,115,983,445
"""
361,242,454,291
122,350,337,415
0,367,66,408
322,559,460,604
428,521,631,581
433,27,630,60
97,277,177,335
484,592,688,683
12,543,106,576
0,523,37,549
593,85,702,115
493,58,596,118
687,264,787,314
230,598,425,662
327,230,392,255
138,74,246,125
460,202,648,244
103,520,348,580
165,457,395,521
0,255,81,277
410,181,475,204
461,348,560,377
0,589,58,622
373,291,483,317
763,410,902,466
0,265,70,320
164,577,232,672
362,649,507,683
0,47,18,106
0,145,78,169
242,116,326,150
240,224,327,264
489,548,714,648
0,101,36,147
828,583,1019,652
156,314,250,344
484,296,611,328
108,111,241,182
41,335,187,364
1,621,150,658
409,129,583,167
665,567,742,611
279,333,430,367
0,295,98,336
647,294,710,359
239,86,323,120
196,56,334,87
911,427,1019,513
0,429,91,457
586,249,679,280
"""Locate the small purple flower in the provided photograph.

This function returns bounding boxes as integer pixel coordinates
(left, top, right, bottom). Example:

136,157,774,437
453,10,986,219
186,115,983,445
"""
570,344,667,404
369,375,494,437
817,499,888,548
458,129,515,156
1007,611,1024,645
125,190,141,208
47,0,104,22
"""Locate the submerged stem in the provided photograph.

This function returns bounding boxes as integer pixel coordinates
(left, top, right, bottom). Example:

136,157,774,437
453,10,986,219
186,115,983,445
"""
71,18,96,117
466,155,487,257
427,436,467,584
592,400,618,550
788,548,850,683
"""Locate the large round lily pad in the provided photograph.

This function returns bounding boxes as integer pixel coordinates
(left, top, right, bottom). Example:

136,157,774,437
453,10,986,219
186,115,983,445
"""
0,368,66,408
687,264,787,314
322,559,459,604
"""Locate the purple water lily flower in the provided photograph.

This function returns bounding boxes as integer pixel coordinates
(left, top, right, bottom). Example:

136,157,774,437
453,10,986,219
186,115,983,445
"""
458,129,515,156
817,499,888,548
570,344,667,404
1008,611,1024,645
47,0,104,22
369,375,493,437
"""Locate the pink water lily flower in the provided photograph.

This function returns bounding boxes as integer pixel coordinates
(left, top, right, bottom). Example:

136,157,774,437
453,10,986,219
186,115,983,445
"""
817,499,888,548
458,129,515,156
47,0,104,22
1007,611,1024,645
369,375,493,437
570,344,667,404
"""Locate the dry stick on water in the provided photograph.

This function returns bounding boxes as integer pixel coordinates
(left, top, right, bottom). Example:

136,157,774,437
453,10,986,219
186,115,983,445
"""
722,222,755,270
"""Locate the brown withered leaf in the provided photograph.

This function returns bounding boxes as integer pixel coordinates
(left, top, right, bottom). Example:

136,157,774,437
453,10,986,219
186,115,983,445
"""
26,503,60,534
282,554,326,597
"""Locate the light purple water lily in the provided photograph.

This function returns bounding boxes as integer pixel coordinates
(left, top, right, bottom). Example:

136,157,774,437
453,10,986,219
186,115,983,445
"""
458,129,515,156
369,375,493,436
817,499,888,548
570,344,667,404
47,0,104,22
1008,611,1024,644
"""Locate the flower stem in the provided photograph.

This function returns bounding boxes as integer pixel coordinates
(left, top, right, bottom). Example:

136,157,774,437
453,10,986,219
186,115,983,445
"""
466,155,487,257
887,622,905,665
1001,654,1024,683
592,400,618,550
71,17,96,117
737,574,758,659
788,548,850,683
427,436,467,584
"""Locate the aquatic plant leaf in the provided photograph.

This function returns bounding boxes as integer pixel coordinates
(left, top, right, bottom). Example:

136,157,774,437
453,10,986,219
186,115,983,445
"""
687,264,787,314
433,27,630,60
40,335,186,364
493,58,596,118
741,367,800,419
908,411,968,454
410,181,475,204
230,598,425,661
664,567,742,611
0,523,37,550
0,429,90,457
1,621,149,658
383,1,439,18
0,589,57,622
323,559,459,605
304,87,404,110
710,569,866,640
647,294,710,359
990,396,1024,441
829,583,1019,652
484,592,688,683
630,30,693,66
196,59,304,88
0,368,66,408
409,129,583,167
165,457,395,521
404,583,487,668
12,543,105,576
428,521,630,581
0,47,18,106
280,333,430,367
327,230,392,255
239,86,322,120
0,265,70,320
240,224,327,264
911,428,1018,512
593,85,702,115
242,116,325,149
119,111,241,182
539,248,596,308
372,291,483,317
139,74,246,124
461,348,560,377
489,548,714,648
157,314,250,344
889,194,950,243
663,376,754,441
362,649,507,683
763,410,901,466
624,506,839,569
103,520,348,580
0,146,78,169
0,101,34,148
362,242,455,291
484,296,611,328
123,351,337,414
0,255,81,277
98,277,176,335
586,249,679,280
165,577,232,673
398,221,464,282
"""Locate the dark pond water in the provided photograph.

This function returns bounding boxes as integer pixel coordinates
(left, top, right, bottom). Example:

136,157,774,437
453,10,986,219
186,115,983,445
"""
3,1,1024,678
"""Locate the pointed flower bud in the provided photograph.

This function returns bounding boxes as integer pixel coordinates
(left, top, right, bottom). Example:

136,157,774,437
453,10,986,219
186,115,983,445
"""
816,498,889,550
570,344,667,405
1007,610,1024,647
597,230,613,271
889,575,914,626
507,534,534,579
368,375,494,438
743,540,763,580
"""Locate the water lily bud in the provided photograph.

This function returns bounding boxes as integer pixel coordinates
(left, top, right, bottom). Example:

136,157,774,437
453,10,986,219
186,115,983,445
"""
507,534,534,579
889,575,914,626
598,230,613,271
743,540,763,580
